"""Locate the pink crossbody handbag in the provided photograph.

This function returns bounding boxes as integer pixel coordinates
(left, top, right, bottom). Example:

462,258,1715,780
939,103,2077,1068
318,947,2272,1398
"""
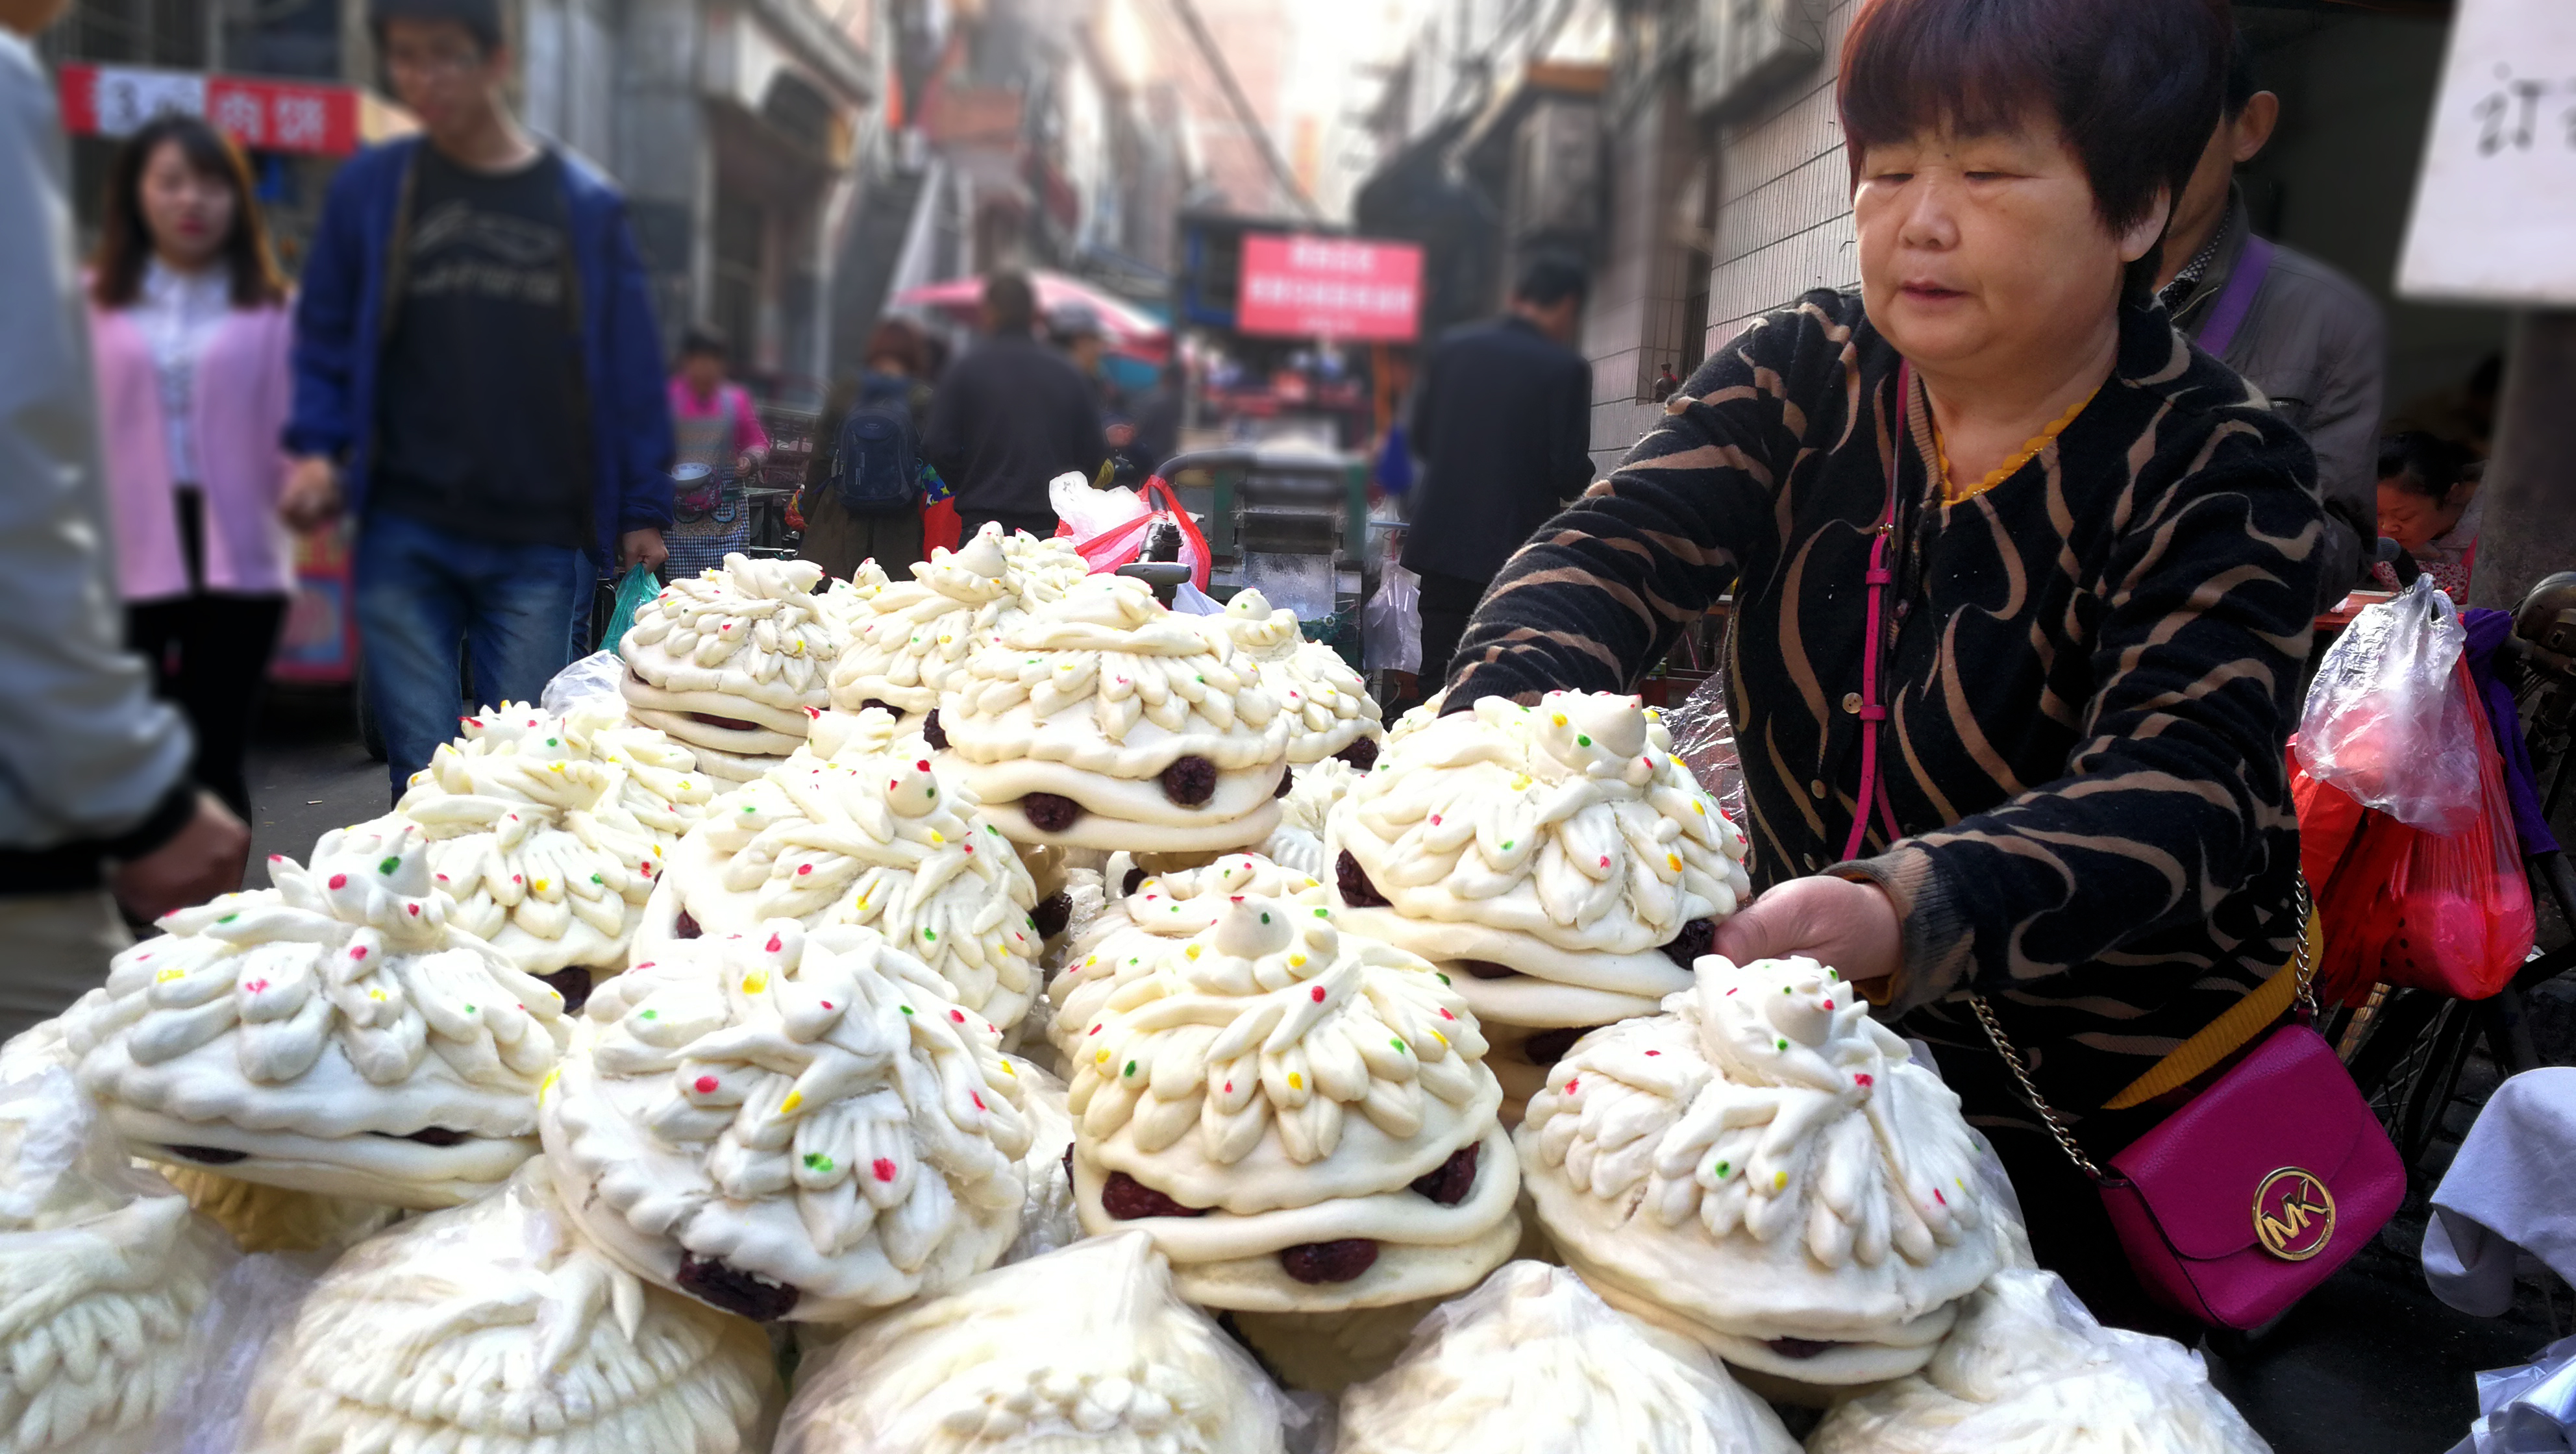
1848,362,2403,1330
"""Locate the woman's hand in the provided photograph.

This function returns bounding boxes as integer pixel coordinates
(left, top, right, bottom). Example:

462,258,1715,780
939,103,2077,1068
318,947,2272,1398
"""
1710,875,1903,985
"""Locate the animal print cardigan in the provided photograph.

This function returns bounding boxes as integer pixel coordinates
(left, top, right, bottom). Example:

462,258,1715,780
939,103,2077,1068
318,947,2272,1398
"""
1447,289,2327,1117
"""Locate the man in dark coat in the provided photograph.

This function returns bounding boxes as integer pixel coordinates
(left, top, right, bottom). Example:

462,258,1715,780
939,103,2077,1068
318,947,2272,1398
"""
1404,256,1594,683
921,271,1109,539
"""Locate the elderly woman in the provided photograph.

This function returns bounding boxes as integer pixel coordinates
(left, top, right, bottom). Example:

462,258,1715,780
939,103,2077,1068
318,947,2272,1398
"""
1447,0,2323,1333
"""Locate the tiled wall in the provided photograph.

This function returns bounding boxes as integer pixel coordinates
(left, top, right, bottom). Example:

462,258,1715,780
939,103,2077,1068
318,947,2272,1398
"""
1705,0,1861,348
1581,88,1685,476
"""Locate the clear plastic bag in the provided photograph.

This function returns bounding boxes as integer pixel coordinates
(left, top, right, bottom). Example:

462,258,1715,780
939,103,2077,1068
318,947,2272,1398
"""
1363,565,1422,674
543,648,630,713
155,1251,328,1454
1660,668,1748,839
1806,1269,2271,1454
776,1231,1295,1454
2453,1331,2576,1453
1335,1261,1798,1454
1173,580,1227,616
2297,575,2483,833
998,1057,1081,1266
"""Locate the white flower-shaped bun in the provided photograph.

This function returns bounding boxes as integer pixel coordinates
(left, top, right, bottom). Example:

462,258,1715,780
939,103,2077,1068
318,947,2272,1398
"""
238,1161,777,1454
1329,692,1753,1116
944,575,1290,852
622,553,847,782
1337,1261,1799,1454
68,821,571,1208
998,527,1090,597
1806,1270,2272,1454
1516,957,2004,1387
1067,894,1518,1312
776,1230,1288,1454
827,524,1071,725
636,735,1045,1032
1049,852,1330,1068
539,920,1035,1322
1221,589,1385,765
393,700,713,985
0,1068,232,1454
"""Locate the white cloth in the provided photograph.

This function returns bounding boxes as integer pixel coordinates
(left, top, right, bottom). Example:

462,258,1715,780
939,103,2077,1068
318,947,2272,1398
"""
2449,1333,2576,1454
132,259,230,488
0,32,190,851
2423,1067,2576,1317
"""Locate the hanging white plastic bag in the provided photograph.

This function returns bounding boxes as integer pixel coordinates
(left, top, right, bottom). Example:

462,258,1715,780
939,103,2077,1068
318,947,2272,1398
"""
1363,565,1422,674
2297,574,2483,833
542,648,628,714
776,1231,1296,1454
1050,470,1148,539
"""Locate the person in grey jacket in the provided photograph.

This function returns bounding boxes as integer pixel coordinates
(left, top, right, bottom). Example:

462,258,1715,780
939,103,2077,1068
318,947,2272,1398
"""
2157,38,2383,604
0,0,250,1038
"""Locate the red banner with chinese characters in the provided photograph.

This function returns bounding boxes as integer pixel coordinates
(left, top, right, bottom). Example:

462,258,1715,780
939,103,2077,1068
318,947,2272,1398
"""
1236,233,1425,343
58,63,363,157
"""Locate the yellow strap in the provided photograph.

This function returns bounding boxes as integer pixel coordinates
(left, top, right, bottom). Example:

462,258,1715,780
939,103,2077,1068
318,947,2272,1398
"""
2099,907,2323,1111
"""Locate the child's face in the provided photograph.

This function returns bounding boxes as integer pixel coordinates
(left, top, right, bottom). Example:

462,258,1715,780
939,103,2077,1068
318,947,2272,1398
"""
2377,479,2457,552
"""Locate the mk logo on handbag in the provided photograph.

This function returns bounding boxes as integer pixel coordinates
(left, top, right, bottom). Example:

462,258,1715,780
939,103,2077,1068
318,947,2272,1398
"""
2252,1168,2337,1261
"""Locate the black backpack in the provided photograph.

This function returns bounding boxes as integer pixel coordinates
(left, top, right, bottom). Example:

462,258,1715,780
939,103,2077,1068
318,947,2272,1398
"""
830,378,921,515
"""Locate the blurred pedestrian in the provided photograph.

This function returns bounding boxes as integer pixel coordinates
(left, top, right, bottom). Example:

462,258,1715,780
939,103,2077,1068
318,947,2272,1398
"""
88,114,297,826
921,271,1108,539
0,0,250,1038
2373,431,2480,598
2157,34,2383,607
282,0,675,798
1404,254,1594,684
798,319,949,579
665,326,767,579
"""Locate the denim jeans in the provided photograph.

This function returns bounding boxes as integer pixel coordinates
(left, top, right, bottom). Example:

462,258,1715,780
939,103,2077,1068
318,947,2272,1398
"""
356,510,595,796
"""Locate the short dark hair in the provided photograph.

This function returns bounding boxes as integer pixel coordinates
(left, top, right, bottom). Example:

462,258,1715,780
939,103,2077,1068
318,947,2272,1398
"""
983,271,1037,334
2377,431,2470,500
2225,34,2259,119
1840,0,2230,265
1513,255,1587,309
369,0,502,53
90,114,285,310
679,326,730,362
861,318,926,376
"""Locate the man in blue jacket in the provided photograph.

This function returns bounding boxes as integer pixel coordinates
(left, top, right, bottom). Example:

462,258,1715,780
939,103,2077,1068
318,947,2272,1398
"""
280,0,673,796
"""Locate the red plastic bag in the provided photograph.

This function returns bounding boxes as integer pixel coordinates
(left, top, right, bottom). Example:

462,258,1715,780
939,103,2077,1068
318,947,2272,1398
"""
1053,476,1212,591
2302,658,2534,1005
922,496,961,555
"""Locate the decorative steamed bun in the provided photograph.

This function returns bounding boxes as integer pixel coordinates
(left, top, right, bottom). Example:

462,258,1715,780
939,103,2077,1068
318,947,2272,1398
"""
155,1164,396,1254
1517,956,2005,1391
1220,589,1385,767
1328,691,1752,1116
0,1068,231,1454
826,524,1079,743
774,1231,1289,1454
1261,755,1363,879
68,821,571,1208
391,698,714,1007
636,730,1046,1033
943,575,1291,852
1065,893,1519,1312
1336,1261,1799,1454
237,1161,777,1454
621,553,847,783
539,919,1034,1322
1805,1268,2272,1454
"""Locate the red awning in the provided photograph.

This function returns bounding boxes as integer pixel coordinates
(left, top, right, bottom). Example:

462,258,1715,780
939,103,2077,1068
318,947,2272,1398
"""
892,270,1171,362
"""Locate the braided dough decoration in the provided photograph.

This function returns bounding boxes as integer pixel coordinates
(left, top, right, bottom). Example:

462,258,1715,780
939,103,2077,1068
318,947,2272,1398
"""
393,699,713,978
67,821,571,1209
621,553,846,769
826,524,1082,722
1220,589,1385,764
540,920,1035,1323
156,1164,396,1255
1066,894,1519,1312
943,576,1290,851
636,734,1045,1031
0,1068,231,1454
238,1161,777,1454
1335,1260,1800,1454
773,1231,1288,1454
1516,957,2003,1386
1805,1268,2273,1454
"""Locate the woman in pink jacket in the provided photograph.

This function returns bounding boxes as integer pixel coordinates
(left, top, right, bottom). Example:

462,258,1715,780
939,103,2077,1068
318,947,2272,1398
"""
87,114,297,822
